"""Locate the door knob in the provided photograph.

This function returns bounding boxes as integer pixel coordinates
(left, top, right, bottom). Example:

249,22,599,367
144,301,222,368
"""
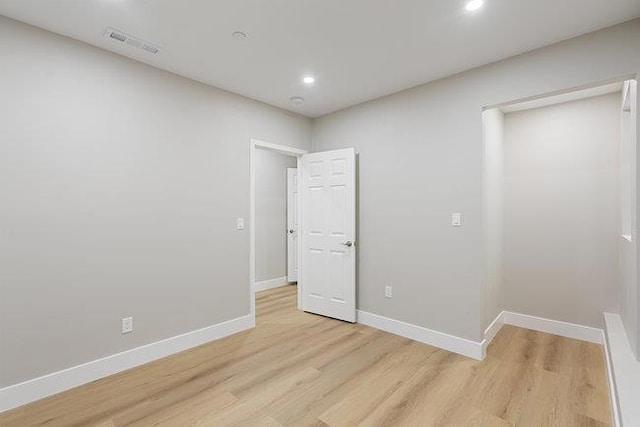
289,229,295,234
341,240,353,247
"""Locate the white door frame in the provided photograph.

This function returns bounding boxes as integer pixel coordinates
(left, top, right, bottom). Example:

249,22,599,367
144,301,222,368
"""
249,139,307,322
286,167,299,282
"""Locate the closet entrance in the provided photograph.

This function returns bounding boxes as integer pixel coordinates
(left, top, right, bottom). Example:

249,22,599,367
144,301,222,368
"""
482,80,638,351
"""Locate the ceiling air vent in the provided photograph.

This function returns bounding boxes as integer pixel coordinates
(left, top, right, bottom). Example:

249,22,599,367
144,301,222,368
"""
140,44,159,54
103,28,161,55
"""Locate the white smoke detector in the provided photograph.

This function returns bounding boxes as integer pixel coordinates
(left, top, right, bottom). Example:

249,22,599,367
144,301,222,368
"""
290,96,305,106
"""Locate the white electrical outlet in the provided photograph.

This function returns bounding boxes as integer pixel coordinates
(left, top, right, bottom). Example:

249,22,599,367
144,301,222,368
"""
385,286,393,298
121,316,133,334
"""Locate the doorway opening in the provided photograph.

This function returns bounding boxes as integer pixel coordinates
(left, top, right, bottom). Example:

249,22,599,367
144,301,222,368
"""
482,79,638,350
250,139,306,323
249,140,358,325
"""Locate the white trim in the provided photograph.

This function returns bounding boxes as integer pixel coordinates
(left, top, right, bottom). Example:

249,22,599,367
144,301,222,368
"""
481,311,603,359
356,309,605,365
249,139,307,323
602,326,622,427
0,315,253,413
483,75,635,111
604,312,640,427
622,80,632,112
500,81,624,113
286,167,299,283
502,311,603,343
295,156,303,311
481,312,505,357
357,310,484,360
251,139,307,157
250,141,256,321
253,276,288,293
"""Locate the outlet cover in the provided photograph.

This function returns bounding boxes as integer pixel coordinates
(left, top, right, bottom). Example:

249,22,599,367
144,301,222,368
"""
122,317,133,334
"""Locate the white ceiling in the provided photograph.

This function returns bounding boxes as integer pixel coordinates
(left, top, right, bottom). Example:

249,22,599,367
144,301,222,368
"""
1,0,639,117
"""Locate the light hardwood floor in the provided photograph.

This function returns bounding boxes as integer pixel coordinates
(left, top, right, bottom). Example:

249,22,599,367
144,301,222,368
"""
0,285,611,426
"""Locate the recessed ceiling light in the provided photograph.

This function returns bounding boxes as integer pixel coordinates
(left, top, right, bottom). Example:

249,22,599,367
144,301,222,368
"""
232,31,247,39
290,96,305,106
303,76,315,84
465,0,484,12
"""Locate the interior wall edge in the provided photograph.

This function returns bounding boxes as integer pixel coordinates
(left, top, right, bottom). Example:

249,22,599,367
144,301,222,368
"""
483,311,505,344
602,323,622,427
604,312,640,426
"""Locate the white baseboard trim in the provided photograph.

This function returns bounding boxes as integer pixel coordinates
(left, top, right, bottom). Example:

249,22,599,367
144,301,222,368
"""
603,312,640,427
0,314,254,413
480,311,605,360
602,323,621,427
355,309,604,363
253,276,288,293
501,311,603,344
481,312,505,358
357,310,484,360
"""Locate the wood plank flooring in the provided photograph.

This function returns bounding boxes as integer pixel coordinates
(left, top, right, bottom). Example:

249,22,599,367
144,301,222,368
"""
0,285,611,426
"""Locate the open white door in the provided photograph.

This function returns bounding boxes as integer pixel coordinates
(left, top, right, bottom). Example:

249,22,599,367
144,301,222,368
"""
300,148,356,322
287,168,299,282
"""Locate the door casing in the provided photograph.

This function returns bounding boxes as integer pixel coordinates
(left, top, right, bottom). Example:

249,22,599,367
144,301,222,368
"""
287,167,299,282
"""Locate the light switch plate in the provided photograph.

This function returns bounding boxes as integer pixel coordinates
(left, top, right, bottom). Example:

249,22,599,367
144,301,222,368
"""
237,217,244,230
452,213,462,227
385,286,392,298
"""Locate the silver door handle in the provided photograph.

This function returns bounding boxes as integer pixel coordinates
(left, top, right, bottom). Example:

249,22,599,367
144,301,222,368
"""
288,229,295,234
341,241,354,247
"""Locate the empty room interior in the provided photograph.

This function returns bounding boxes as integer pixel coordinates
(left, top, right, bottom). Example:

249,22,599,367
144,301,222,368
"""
1,1,640,426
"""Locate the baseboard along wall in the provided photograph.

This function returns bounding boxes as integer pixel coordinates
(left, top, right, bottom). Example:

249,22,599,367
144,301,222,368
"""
603,312,640,427
0,303,621,417
1,276,287,413
358,308,605,364
0,314,254,413
357,310,485,360
253,276,289,293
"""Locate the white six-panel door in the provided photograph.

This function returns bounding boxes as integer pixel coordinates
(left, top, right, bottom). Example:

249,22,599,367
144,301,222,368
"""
287,168,299,282
300,148,356,322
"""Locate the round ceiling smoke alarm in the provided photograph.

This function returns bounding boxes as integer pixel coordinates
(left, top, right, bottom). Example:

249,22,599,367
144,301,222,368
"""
290,96,305,106
232,31,247,39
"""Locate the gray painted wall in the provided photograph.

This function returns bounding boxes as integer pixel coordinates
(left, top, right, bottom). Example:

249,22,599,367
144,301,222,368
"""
312,19,640,342
255,149,296,282
503,93,620,328
3,14,640,391
0,16,311,387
